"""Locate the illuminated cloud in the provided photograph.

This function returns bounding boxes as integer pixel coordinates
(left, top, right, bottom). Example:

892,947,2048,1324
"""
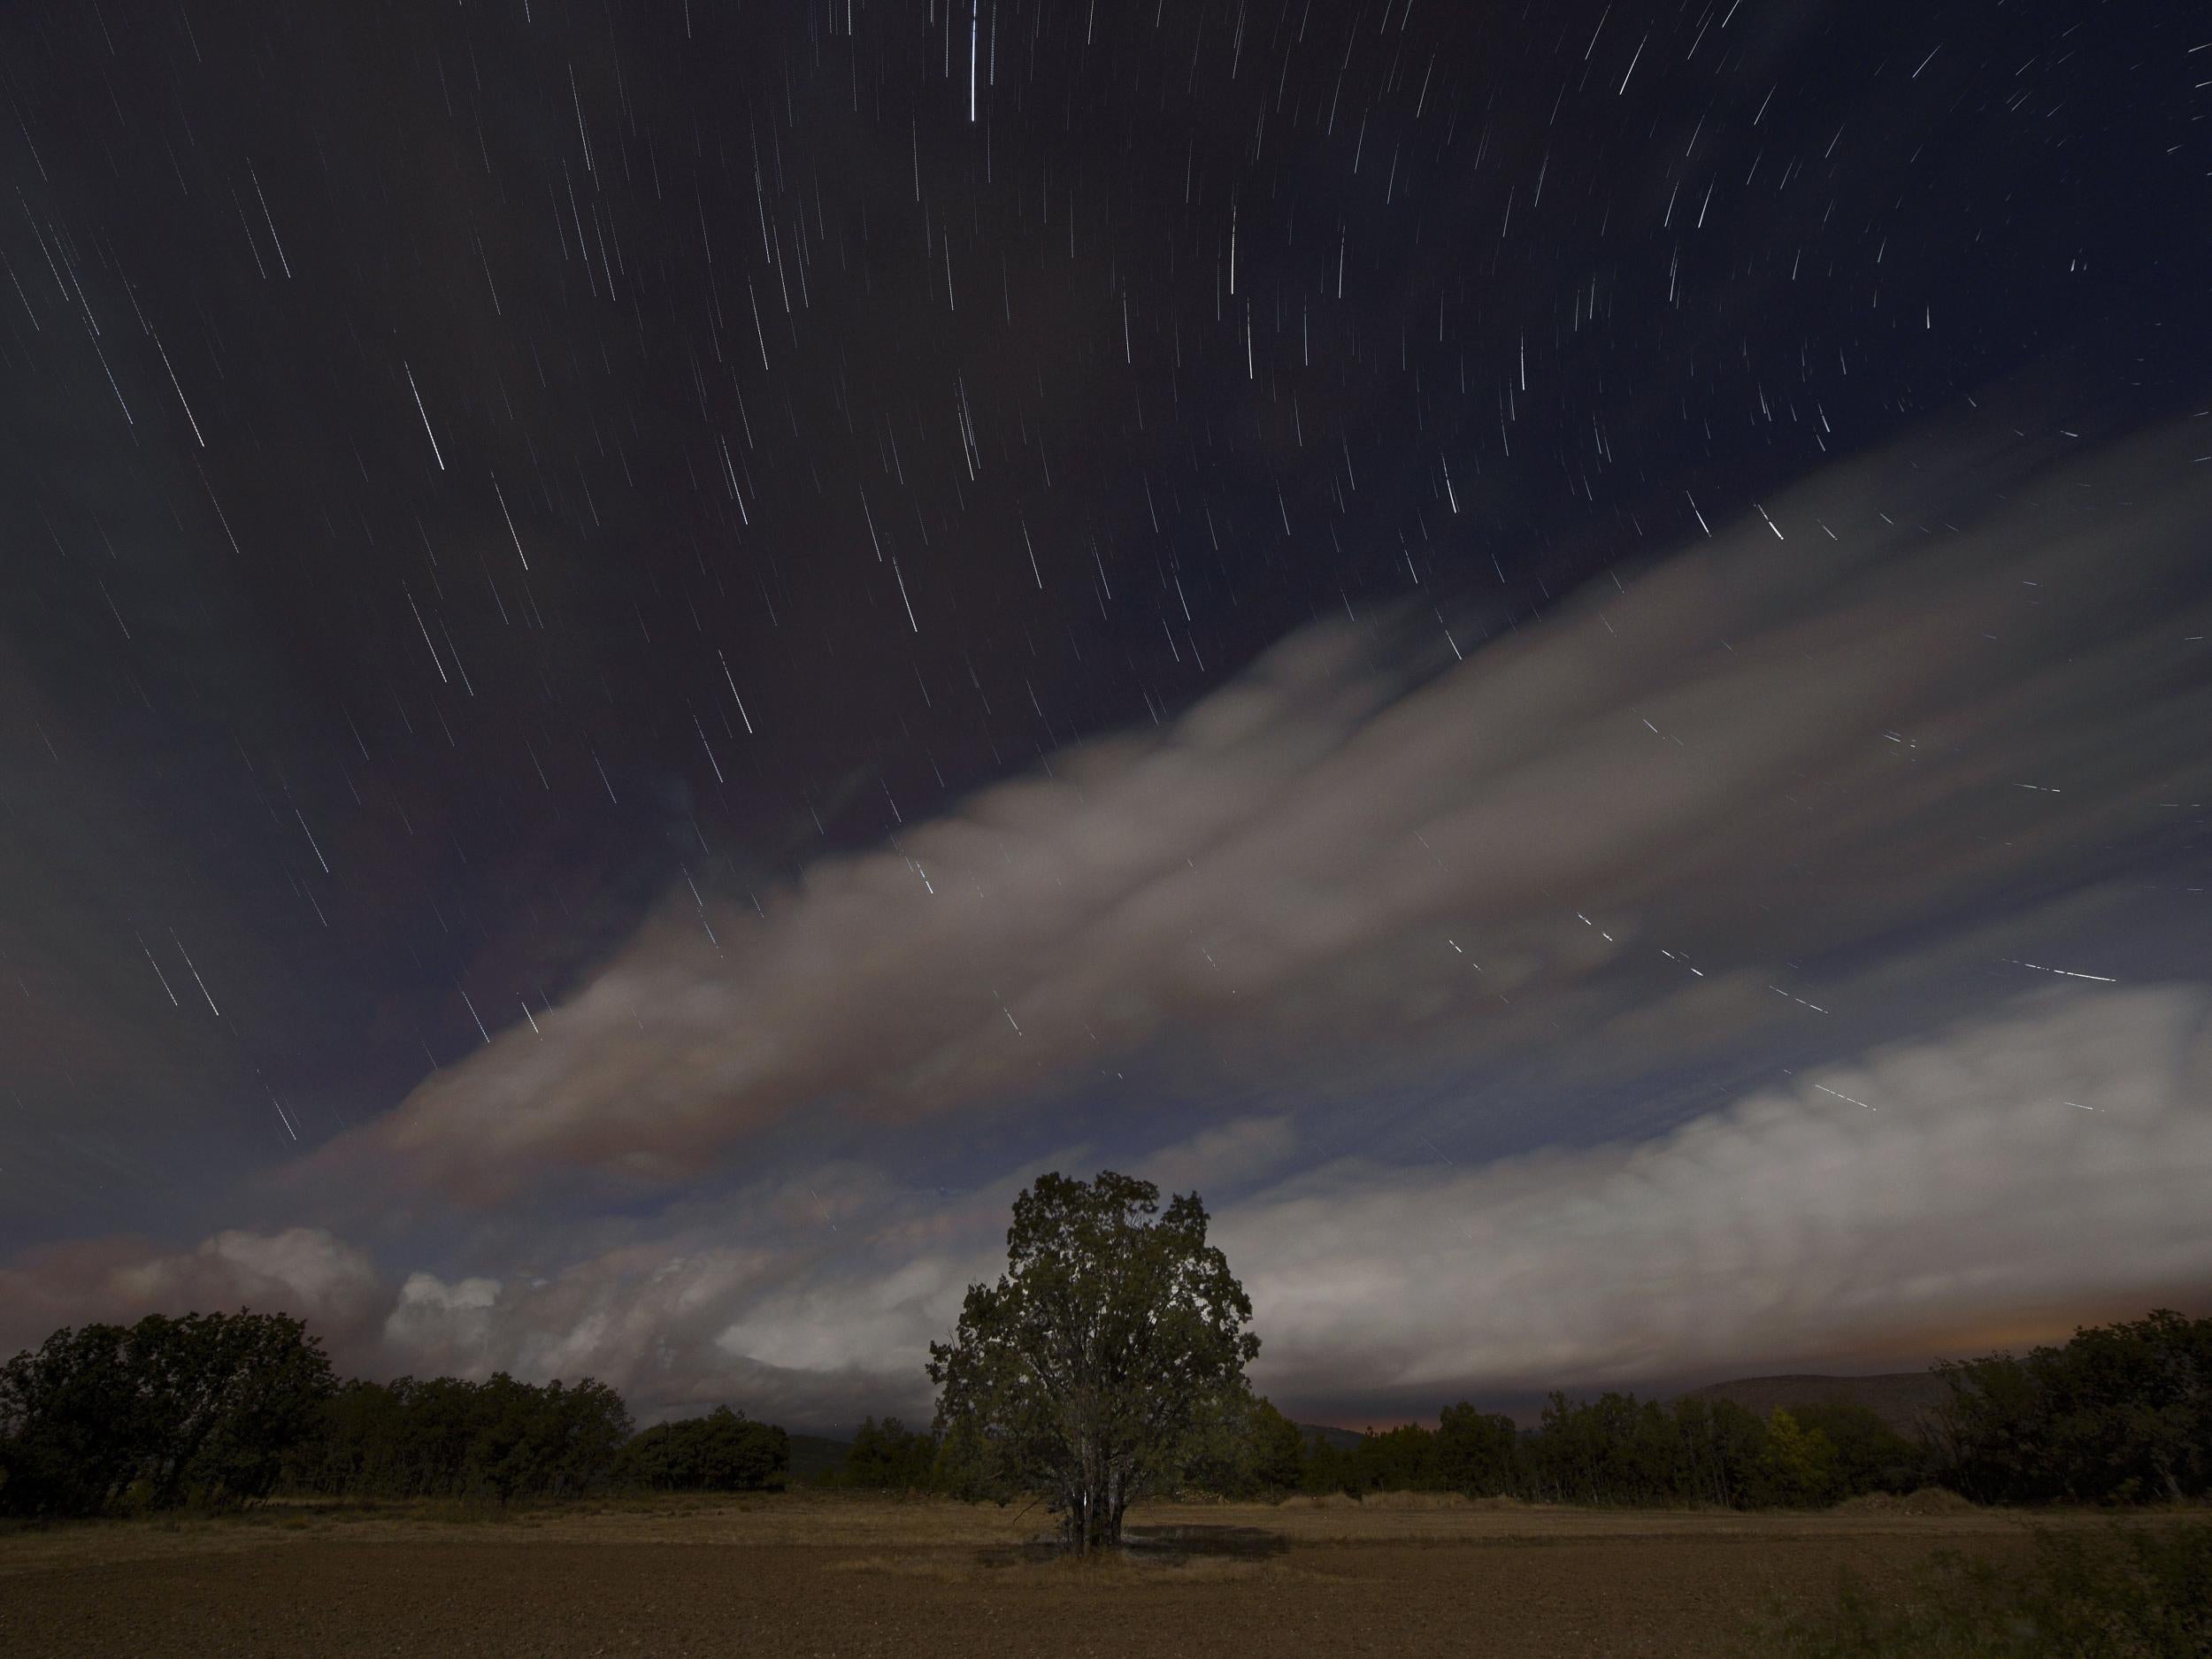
1225,984,2212,1406
331,414,2212,1202
6,984,2206,1427
0,1227,387,1358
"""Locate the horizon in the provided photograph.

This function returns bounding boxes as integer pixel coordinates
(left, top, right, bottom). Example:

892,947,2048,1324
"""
680,1316,2174,1441
3,0,2208,1435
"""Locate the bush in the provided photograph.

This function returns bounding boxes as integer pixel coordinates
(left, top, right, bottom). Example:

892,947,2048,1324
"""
1739,1520,2212,1657
615,1406,787,1492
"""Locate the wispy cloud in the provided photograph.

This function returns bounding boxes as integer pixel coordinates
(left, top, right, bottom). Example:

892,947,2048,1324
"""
320,413,2211,1202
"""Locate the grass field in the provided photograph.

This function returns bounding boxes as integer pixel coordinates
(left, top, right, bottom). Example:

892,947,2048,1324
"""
0,1490,2192,1658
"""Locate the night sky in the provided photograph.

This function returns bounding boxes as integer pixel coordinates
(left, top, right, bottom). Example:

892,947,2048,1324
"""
3,0,2208,1431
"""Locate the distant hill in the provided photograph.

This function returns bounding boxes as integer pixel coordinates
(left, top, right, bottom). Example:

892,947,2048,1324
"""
1295,1422,1368,1452
1676,1371,1950,1436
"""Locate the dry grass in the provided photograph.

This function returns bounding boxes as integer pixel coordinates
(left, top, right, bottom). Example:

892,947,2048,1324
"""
1279,1488,1494,1509
1830,1485,1984,1516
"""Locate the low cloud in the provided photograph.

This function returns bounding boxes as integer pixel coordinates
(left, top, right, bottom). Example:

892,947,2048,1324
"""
7,985,2208,1426
1227,984,2212,1410
0,1226,388,1361
468,984,2210,1424
326,412,2212,1202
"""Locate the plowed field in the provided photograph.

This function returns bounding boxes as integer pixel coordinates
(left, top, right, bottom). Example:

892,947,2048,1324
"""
0,1493,2107,1658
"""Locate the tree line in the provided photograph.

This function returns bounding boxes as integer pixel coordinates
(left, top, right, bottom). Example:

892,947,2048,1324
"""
1277,1393,1921,1509
0,1311,788,1517
810,1393,1920,1509
824,1309,2210,1513
4,1301,2203,1521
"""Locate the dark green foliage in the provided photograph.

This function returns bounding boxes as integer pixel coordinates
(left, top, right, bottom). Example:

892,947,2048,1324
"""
825,1415,939,1491
0,1324,157,1517
1436,1402,1522,1496
796,1414,1056,1502
1210,1308,2195,1514
928,1170,1261,1551
1788,1402,1929,1498
1529,1391,1688,1506
784,1432,856,1486
4,1313,823,1513
10,1300,2200,1523
465,1374,634,1501
1758,1409,1840,1507
1263,1392,1875,1509
1251,1310,2198,1515
613,1405,787,1492
1740,1521,2212,1657
0,1311,335,1517
1345,1422,1448,1494
1295,1430,1358,1497
1509,1391,1778,1507
1930,1310,2212,1506
1167,1390,1302,1500
1668,1395,1775,1509
1246,1398,1309,1495
927,1412,1010,1502
285,1371,634,1501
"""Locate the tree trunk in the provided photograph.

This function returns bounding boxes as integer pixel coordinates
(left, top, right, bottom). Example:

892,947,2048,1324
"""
1061,1455,1140,1553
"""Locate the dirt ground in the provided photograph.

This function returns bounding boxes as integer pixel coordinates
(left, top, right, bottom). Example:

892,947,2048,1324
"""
0,1491,2154,1658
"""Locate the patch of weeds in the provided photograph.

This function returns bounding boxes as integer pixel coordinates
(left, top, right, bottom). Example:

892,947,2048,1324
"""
1737,1520,2212,1657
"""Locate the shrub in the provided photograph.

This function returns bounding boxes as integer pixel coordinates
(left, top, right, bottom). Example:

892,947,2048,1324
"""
1739,1521,2212,1657
617,1405,787,1493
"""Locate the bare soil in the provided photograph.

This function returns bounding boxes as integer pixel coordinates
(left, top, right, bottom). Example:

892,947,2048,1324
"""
0,1491,2162,1658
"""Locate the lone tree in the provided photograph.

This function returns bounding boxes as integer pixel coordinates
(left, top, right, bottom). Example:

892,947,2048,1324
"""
926,1170,1259,1553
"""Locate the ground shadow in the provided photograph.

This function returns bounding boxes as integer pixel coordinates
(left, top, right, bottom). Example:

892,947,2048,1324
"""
978,1525,1291,1568
1125,1525,1291,1562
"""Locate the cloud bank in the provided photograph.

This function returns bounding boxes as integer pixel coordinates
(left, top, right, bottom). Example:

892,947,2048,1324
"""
8,982,2208,1426
332,411,2212,1202
1227,984,2212,1407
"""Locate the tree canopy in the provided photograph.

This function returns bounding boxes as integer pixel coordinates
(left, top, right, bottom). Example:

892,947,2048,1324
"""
287,1371,635,1502
926,1169,1259,1551
1927,1308,2212,1504
0,1310,334,1516
613,1404,787,1493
